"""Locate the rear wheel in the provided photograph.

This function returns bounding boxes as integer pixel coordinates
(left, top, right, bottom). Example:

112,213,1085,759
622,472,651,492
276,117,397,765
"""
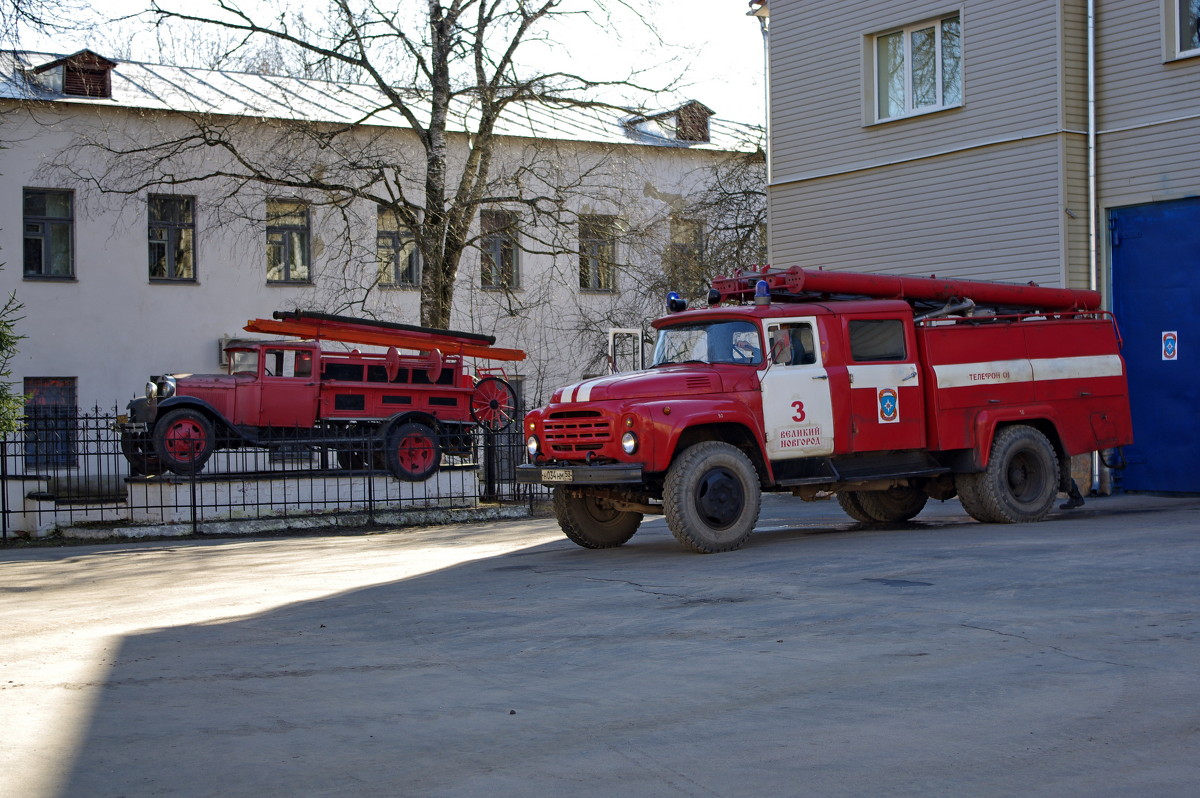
553,487,642,548
664,441,761,553
836,490,878,523
152,408,216,474
856,486,928,522
957,425,1059,523
470,377,517,432
385,422,441,481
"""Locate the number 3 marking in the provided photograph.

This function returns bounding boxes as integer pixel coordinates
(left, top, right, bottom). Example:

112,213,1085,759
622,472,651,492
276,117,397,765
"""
791,401,806,422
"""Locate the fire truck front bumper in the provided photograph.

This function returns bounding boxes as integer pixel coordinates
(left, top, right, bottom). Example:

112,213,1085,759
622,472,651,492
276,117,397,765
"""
516,463,644,485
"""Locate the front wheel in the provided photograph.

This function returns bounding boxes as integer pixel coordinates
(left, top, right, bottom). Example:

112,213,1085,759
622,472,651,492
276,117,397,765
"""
121,430,162,476
385,422,442,481
152,408,216,474
663,441,761,553
956,425,1059,523
553,487,642,548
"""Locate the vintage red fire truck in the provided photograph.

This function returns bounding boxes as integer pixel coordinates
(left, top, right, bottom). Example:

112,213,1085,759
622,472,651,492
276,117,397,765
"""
518,267,1133,553
119,311,523,479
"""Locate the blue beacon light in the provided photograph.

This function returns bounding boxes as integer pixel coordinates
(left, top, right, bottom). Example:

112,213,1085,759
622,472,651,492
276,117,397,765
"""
754,279,771,305
666,291,687,313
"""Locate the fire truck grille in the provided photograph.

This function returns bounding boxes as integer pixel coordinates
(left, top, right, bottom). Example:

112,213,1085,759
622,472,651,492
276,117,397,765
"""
544,410,613,451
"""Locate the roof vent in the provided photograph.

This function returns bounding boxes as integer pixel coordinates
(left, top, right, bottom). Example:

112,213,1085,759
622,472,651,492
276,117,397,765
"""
674,101,713,143
28,50,116,98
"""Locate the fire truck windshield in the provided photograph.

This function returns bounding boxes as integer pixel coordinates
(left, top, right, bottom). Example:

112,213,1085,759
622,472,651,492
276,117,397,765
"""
652,320,763,366
228,349,259,375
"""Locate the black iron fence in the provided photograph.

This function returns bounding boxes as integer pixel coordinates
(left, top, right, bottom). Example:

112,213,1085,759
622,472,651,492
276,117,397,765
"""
1,407,548,542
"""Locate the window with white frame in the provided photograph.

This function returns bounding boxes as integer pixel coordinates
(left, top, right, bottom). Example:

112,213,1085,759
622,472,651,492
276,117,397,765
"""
874,14,962,122
1177,1,1200,56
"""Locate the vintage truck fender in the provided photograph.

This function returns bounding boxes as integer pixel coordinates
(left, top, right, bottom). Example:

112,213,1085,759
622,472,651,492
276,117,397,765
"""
152,396,250,442
630,397,768,477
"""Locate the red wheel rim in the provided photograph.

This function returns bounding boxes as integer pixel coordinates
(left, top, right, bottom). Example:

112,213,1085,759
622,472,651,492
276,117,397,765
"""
471,379,515,430
396,434,435,473
163,419,207,461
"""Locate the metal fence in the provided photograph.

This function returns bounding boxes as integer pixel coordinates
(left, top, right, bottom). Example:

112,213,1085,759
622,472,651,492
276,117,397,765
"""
1,407,546,542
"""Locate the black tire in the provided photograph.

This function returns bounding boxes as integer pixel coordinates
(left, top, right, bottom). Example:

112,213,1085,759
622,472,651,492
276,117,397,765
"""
663,441,761,553
958,425,1059,523
954,472,998,522
856,485,928,522
120,430,162,476
553,487,642,548
836,490,879,523
152,408,216,474
385,422,442,481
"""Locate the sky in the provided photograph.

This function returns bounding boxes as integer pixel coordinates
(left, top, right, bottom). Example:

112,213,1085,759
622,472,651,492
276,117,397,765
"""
14,0,768,125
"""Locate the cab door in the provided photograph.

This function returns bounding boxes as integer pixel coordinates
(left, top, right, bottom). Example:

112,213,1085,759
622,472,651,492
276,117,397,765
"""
842,314,925,453
258,347,319,428
760,320,836,459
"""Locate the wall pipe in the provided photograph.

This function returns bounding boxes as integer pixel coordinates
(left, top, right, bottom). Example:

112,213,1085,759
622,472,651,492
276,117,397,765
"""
1087,0,1101,494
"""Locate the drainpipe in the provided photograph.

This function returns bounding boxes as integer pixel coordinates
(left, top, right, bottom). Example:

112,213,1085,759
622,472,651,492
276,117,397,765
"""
749,0,771,263
1086,0,1101,494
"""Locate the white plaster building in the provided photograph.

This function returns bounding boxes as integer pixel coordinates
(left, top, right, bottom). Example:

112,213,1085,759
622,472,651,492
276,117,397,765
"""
0,49,761,420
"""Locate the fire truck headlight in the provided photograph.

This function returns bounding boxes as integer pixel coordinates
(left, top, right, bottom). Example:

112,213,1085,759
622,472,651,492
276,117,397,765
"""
160,375,177,399
526,435,540,458
145,381,157,400
621,431,639,455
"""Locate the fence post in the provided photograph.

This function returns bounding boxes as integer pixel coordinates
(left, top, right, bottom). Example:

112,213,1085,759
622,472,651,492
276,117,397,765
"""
1,435,8,544
482,428,498,502
189,468,199,536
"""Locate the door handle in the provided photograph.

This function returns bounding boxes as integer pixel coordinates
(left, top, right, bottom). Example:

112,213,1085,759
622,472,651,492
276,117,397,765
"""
902,369,917,382
812,374,828,380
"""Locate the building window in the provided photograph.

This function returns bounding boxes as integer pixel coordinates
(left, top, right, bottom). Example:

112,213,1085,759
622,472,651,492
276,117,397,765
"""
874,15,962,122
266,200,310,283
664,216,704,287
579,215,618,292
481,209,520,290
23,189,74,279
1176,1,1200,56
148,195,196,281
23,377,78,469
377,209,419,288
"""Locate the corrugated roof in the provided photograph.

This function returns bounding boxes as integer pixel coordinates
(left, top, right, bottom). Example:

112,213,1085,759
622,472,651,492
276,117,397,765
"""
0,49,762,153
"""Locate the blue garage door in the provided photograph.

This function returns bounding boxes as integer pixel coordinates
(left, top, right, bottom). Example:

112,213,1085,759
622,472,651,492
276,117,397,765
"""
1109,197,1200,493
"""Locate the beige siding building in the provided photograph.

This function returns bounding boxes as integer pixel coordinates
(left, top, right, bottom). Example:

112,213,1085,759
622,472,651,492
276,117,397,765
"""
763,0,1200,492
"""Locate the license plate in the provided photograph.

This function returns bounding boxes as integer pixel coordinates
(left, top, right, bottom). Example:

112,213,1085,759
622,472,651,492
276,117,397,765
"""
541,469,573,483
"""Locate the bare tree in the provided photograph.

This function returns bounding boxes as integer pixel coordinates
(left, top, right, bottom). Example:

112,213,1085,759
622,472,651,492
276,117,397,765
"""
683,147,768,278
55,0,672,330
0,0,88,43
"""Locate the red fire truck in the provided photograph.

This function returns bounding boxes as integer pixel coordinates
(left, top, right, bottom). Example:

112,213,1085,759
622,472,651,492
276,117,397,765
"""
518,267,1133,553
120,311,524,480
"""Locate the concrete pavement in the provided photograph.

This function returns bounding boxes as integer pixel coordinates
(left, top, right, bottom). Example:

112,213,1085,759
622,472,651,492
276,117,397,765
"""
2,493,1198,797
